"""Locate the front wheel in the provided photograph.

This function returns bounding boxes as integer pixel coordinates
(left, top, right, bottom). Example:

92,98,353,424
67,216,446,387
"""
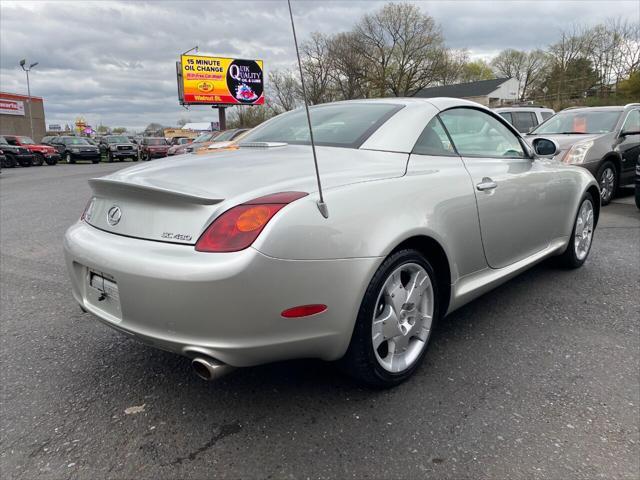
66,152,75,164
33,153,45,166
45,156,58,165
597,161,617,206
341,249,439,388
558,192,595,268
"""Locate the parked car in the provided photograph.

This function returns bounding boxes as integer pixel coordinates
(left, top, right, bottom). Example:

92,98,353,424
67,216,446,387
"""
180,131,222,154
50,136,101,163
41,135,59,145
528,103,640,205
186,129,249,153
1,135,60,166
494,106,555,133
0,136,34,167
65,98,599,388
167,137,194,156
0,149,5,168
635,155,640,209
138,137,170,161
98,135,138,162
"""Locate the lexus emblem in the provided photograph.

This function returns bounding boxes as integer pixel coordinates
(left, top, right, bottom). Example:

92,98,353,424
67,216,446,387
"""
107,206,122,226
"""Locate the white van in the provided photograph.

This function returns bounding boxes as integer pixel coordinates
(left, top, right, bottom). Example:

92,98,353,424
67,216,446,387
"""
493,106,555,133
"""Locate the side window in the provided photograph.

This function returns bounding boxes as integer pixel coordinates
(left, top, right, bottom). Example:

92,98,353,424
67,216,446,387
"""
512,112,537,133
439,108,525,158
412,116,457,156
498,112,512,124
541,111,553,121
6,137,19,146
621,109,639,133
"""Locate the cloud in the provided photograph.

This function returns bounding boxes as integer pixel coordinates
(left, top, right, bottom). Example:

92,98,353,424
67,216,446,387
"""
1,0,637,130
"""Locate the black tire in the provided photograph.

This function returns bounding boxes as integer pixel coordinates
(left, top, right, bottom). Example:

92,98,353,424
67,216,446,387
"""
557,192,596,269
45,156,58,166
4,154,17,168
635,183,640,210
33,153,45,166
107,151,113,163
65,152,75,164
92,158,100,164
596,161,617,206
341,249,440,388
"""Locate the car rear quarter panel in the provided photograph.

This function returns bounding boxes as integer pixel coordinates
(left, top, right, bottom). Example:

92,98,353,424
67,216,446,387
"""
254,155,487,285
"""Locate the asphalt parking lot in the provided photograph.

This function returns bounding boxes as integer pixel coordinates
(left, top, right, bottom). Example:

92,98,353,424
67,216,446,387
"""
1,163,638,480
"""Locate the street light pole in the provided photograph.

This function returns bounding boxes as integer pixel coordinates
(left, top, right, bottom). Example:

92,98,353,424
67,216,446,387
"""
19,59,38,141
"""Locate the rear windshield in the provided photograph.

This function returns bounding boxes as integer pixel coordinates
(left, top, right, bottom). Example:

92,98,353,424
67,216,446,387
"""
532,110,621,134
146,138,167,145
64,138,90,145
240,103,403,148
106,136,129,143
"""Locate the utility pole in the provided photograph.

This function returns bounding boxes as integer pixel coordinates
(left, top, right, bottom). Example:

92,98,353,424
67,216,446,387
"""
19,59,38,141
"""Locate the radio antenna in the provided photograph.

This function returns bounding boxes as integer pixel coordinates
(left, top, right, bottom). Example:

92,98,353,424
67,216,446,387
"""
287,0,328,218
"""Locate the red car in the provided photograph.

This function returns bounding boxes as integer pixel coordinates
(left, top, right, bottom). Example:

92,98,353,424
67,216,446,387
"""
1,135,60,166
138,137,170,161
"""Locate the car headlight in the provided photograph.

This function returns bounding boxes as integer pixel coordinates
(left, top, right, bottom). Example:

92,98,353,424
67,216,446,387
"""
563,140,593,164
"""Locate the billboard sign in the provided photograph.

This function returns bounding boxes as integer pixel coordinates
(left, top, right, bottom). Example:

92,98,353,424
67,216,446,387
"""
178,55,264,106
48,124,62,131
0,98,25,116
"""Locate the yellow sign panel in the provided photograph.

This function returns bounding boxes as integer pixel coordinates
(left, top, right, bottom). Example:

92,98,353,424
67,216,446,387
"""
180,55,264,105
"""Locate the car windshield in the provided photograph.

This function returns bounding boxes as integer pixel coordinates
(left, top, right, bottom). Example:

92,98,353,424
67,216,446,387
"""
240,103,403,148
532,110,621,134
146,138,168,145
65,138,90,145
18,136,36,144
106,136,129,143
214,130,240,142
193,133,215,143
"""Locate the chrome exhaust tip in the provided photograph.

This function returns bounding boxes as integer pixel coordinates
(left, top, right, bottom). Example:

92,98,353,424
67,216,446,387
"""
191,357,235,381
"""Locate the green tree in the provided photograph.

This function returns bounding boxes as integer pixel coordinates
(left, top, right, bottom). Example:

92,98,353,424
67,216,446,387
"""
112,127,127,134
459,60,494,83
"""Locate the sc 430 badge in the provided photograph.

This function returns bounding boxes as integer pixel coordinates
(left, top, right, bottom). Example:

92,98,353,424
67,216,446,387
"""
161,232,193,242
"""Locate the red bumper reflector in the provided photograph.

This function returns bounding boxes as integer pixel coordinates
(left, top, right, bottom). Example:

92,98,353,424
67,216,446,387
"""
281,304,327,318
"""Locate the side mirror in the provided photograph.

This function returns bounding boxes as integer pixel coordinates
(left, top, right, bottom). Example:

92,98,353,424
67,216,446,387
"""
531,137,559,158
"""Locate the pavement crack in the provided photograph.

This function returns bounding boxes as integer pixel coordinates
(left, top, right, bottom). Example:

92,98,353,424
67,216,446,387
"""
166,422,241,466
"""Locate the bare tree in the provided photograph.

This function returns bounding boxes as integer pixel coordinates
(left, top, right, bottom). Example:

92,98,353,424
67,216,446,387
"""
326,32,371,99
268,69,300,113
433,49,469,85
353,2,445,97
547,25,594,102
300,32,334,104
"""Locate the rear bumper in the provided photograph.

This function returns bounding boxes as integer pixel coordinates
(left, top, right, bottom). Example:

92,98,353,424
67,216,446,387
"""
63,222,380,367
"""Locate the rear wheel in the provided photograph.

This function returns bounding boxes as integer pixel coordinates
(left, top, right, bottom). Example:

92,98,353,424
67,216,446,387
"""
107,151,113,162
558,192,595,268
4,154,17,168
45,155,58,165
597,161,617,206
341,249,439,388
33,153,45,166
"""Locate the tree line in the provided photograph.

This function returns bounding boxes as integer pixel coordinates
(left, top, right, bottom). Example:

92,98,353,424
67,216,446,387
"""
228,2,638,128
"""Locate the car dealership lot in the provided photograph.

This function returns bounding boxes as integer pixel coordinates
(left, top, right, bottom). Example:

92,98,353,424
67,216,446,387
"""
1,164,638,479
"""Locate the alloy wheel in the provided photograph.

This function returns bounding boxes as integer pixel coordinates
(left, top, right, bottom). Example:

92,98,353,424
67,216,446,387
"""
372,263,434,373
574,199,594,261
599,167,615,203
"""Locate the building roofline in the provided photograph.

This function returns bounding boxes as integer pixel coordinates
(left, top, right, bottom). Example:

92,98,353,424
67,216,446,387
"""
0,91,44,101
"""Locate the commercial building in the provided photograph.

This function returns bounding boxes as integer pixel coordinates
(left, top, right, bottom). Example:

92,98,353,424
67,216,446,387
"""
413,78,519,107
0,92,46,142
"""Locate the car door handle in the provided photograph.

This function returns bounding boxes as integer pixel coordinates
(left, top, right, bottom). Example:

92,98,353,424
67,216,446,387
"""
476,178,497,191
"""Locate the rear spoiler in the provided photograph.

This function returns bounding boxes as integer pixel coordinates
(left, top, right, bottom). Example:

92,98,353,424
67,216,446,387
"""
89,178,224,205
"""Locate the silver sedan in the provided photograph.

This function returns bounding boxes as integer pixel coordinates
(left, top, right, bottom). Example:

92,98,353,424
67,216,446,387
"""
64,98,599,387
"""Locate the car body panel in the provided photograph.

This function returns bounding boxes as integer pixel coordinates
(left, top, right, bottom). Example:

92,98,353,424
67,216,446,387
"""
64,97,599,368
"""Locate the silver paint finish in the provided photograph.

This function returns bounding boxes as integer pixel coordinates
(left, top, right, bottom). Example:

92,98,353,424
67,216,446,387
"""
64,97,599,368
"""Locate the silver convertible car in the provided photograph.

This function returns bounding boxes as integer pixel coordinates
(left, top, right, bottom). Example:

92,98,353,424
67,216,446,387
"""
64,98,599,387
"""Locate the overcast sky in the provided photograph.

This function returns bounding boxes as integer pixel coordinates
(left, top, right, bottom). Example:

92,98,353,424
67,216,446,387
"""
1,0,637,131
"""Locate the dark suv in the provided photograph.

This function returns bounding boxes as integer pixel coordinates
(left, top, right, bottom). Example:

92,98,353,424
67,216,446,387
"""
528,103,640,205
0,136,34,167
98,135,138,162
50,136,101,163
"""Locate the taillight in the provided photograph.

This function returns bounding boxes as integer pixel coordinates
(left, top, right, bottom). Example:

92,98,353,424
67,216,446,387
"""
195,191,308,252
80,198,95,222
